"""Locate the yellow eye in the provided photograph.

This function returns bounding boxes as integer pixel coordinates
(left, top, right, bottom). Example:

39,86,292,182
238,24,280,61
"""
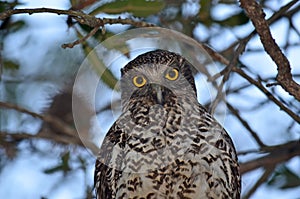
165,68,179,81
132,75,147,88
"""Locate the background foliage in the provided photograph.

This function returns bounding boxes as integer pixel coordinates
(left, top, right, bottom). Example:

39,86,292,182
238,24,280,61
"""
0,0,300,198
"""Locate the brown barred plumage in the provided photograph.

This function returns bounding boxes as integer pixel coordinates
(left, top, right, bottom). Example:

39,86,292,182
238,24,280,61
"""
94,50,241,199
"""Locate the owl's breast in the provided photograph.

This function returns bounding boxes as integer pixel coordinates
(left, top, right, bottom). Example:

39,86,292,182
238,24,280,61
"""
115,102,204,173
102,101,239,198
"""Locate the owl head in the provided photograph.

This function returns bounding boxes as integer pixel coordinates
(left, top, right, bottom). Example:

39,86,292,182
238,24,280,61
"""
120,50,197,109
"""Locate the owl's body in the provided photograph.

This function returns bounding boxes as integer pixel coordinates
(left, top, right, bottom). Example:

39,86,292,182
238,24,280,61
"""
95,50,240,199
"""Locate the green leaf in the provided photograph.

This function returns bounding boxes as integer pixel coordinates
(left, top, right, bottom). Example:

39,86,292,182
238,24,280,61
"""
102,35,131,58
78,31,119,90
8,20,27,32
4,60,19,70
70,0,97,10
43,165,65,174
83,43,119,90
268,165,300,189
90,0,165,17
215,11,249,27
43,152,71,175
0,1,23,13
77,156,87,171
198,0,213,26
77,23,113,42
61,151,70,166
218,0,238,4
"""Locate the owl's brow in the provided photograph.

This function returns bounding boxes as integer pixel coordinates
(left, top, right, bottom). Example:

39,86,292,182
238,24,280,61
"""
167,56,186,70
165,57,177,67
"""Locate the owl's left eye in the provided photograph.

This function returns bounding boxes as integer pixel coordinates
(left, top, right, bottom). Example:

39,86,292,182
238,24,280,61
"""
165,68,179,81
132,75,147,88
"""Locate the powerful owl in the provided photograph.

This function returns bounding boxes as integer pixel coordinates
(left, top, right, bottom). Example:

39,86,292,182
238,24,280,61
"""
94,49,241,199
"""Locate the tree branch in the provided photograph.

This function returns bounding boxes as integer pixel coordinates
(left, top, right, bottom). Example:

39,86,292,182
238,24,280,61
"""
232,66,300,124
226,102,265,147
0,8,154,27
62,25,100,48
0,101,75,136
240,0,300,101
222,0,299,58
240,140,300,174
0,101,99,154
0,8,155,48
0,101,98,154
0,131,99,155
243,166,275,199
202,45,300,124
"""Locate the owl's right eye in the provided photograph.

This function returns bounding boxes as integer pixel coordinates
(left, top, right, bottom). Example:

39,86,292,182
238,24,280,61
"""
132,75,147,88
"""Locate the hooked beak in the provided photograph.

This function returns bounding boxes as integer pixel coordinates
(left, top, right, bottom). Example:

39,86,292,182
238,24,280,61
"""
151,84,164,105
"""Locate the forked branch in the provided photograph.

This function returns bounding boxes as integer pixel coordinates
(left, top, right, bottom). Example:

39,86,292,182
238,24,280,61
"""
240,0,300,101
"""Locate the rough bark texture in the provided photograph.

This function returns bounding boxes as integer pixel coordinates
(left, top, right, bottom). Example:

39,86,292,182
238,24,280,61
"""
240,0,300,102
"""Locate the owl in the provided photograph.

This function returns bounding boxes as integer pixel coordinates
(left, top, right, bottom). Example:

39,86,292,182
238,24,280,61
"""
94,50,241,199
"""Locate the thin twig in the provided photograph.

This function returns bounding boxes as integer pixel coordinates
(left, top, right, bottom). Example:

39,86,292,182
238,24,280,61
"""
243,166,275,199
0,131,99,155
210,39,250,114
0,101,99,154
237,149,262,156
62,25,100,48
226,102,266,147
0,101,75,136
203,44,300,123
232,66,300,124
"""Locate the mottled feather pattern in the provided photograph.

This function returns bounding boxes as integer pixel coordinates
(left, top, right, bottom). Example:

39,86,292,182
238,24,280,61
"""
95,50,241,199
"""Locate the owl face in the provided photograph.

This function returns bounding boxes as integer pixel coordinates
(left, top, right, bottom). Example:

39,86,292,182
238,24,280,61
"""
120,50,197,108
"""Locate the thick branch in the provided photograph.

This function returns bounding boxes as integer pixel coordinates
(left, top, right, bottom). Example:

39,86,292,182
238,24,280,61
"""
240,0,300,101
240,140,300,174
223,0,299,55
0,8,154,27
0,8,155,48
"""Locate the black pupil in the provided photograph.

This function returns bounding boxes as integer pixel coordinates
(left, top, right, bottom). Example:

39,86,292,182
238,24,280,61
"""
136,76,144,84
168,70,176,78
